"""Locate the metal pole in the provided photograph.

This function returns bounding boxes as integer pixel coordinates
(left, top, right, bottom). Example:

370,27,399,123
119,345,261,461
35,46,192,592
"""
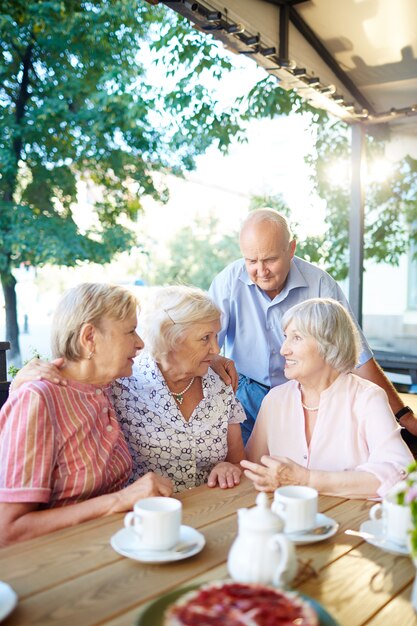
349,123,365,327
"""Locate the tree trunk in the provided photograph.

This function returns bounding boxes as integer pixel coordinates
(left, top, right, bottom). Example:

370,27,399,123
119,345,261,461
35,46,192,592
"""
0,269,21,366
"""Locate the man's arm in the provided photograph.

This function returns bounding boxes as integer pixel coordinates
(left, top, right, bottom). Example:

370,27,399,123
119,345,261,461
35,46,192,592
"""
356,358,417,435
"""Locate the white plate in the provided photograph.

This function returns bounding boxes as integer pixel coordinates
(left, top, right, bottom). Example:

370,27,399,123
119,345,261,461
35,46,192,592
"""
0,581,18,622
359,519,409,556
110,524,205,563
285,513,339,545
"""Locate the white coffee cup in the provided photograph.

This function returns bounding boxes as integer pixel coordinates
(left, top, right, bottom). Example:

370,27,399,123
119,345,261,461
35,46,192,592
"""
272,486,318,533
124,497,182,551
369,494,412,546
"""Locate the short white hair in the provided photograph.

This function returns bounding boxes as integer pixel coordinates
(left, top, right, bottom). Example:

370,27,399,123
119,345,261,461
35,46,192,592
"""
241,208,293,246
281,298,360,373
51,283,138,361
139,286,220,362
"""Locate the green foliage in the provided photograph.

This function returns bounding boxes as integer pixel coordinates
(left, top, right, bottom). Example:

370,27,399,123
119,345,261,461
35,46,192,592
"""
151,215,241,290
310,119,417,279
395,460,417,557
8,348,42,378
1,0,288,356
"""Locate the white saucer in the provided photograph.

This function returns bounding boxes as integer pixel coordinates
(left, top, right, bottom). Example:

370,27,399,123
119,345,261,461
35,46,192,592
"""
0,581,18,622
285,513,339,545
110,524,205,563
359,520,409,556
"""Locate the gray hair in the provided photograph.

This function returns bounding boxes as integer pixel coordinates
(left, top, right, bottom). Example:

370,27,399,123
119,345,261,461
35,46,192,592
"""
139,286,220,362
240,208,293,247
51,283,138,361
281,298,360,373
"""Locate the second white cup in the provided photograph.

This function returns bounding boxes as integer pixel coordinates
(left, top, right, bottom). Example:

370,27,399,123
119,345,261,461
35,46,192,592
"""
369,495,412,547
124,497,182,551
272,486,318,533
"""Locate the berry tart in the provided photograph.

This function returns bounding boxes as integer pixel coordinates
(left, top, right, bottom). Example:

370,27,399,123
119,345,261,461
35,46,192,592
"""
163,580,318,626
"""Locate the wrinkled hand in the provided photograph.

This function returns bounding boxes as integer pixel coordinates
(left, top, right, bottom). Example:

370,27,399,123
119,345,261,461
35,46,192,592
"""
208,462,242,489
210,355,238,392
11,357,66,391
241,456,309,492
113,472,174,513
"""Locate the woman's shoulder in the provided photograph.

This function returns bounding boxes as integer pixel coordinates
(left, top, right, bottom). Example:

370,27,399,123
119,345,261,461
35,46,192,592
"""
206,368,234,394
265,379,298,400
336,373,390,406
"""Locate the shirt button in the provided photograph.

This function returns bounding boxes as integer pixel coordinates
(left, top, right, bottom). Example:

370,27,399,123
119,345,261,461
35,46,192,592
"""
106,425,113,432
303,455,307,460
95,389,102,395
102,406,108,414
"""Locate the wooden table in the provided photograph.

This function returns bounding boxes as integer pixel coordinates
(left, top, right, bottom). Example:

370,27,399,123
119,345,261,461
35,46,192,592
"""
1,478,416,626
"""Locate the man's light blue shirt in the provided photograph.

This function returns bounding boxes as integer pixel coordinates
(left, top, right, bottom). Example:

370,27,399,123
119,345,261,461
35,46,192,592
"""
209,256,373,388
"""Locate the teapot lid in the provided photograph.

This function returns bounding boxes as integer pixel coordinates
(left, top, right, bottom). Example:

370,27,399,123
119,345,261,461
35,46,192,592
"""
239,493,284,531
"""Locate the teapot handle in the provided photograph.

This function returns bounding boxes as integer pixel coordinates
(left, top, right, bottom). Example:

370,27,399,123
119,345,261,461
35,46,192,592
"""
269,534,296,588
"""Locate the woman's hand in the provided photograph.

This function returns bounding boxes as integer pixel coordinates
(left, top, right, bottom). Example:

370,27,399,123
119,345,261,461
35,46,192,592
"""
10,357,67,391
208,462,242,489
111,472,174,513
209,355,238,392
241,456,310,492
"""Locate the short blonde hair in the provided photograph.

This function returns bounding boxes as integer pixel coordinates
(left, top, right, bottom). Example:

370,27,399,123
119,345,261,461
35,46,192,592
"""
51,283,138,361
281,298,360,373
139,286,220,362
241,208,293,247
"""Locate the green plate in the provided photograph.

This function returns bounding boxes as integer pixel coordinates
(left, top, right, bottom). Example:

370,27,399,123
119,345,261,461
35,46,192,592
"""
137,583,339,626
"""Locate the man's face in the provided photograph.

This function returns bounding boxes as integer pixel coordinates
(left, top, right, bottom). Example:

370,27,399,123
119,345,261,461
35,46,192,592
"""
240,221,296,299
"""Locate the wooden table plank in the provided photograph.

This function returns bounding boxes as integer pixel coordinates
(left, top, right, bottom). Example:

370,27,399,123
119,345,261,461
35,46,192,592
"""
298,543,415,625
2,479,415,626
365,581,417,625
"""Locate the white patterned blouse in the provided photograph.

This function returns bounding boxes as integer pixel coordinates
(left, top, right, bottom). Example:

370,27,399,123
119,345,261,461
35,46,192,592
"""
110,351,246,491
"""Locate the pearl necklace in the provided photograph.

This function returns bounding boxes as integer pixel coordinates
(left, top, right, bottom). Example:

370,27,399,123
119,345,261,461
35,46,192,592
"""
170,377,195,405
301,402,320,412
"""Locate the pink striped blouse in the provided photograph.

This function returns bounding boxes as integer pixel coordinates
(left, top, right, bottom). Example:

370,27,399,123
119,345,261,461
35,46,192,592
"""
0,379,132,507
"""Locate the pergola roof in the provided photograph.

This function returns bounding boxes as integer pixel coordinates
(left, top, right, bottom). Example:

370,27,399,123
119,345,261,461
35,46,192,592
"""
162,0,417,145
162,0,417,332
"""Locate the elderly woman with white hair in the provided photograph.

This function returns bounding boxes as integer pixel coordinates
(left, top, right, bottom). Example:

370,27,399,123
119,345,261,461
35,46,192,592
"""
111,285,246,492
0,283,173,546
241,298,413,498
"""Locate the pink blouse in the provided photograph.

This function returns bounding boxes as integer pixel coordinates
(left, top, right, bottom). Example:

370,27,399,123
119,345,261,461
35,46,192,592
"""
0,379,132,507
246,373,413,498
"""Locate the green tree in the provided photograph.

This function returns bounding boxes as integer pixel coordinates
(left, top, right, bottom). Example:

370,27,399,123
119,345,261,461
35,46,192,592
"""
151,215,241,290
0,0,248,362
310,119,417,280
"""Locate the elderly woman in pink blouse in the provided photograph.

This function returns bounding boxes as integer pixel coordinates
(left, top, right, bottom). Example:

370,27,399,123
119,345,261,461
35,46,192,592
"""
0,283,172,546
241,298,413,499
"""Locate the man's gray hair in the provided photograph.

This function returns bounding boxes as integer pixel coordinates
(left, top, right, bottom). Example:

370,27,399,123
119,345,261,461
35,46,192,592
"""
281,298,361,374
139,285,220,362
51,283,138,361
241,208,293,246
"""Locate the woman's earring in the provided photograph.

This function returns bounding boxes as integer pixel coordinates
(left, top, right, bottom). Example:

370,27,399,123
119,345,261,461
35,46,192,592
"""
87,351,94,360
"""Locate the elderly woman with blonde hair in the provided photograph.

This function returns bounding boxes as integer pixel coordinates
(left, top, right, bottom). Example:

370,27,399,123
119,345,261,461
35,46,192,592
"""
241,298,413,498
111,285,246,491
0,283,172,546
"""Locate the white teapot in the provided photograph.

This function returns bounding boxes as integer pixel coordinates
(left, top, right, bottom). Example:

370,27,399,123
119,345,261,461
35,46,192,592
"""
227,492,297,588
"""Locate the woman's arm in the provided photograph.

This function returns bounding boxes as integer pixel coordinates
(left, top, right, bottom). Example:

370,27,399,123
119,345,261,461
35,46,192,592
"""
10,357,67,391
207,424,245,489
0,472,173,547
241,456,381,498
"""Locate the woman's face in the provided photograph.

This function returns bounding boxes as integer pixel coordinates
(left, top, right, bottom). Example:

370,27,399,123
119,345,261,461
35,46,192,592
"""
280,320,327,384
163,318,221,380
93,311,144,382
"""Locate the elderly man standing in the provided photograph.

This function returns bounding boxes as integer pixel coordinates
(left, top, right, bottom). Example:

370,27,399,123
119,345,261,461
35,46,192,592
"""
209,208,417,444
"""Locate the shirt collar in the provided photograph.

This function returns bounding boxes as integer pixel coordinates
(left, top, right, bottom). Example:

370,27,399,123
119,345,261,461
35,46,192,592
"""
238,257,309,301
